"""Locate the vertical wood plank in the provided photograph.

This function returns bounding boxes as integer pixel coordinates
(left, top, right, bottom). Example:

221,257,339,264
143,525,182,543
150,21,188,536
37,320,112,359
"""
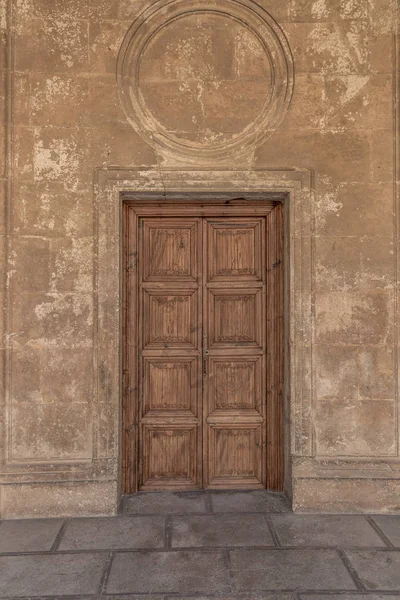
122,204,139,493
266,203,284,490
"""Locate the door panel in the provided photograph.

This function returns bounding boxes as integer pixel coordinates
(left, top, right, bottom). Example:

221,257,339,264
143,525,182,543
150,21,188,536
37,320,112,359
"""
207,288,263,348
208,424,263,485
206,219,263,282
139,218,202,490
142,424,199,489
208,356,262,413
143,289,199,350
142,357,198,417
203,218,267,489
142,219,198,281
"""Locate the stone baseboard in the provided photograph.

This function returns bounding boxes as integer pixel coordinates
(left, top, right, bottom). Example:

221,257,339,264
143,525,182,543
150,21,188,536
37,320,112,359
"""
293,477,400,514
0,480,119,519
2,477,400,518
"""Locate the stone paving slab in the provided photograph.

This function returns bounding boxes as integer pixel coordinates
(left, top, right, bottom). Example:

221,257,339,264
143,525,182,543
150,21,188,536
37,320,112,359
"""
0,553,107,597
300,596,400,600
371,516,400,546
211,492,290,513
1,492,400,598
103,597,163,600
58,515,165,550
103,597,166,600
271,515,387,548
229,549,357,590
163,596,296,600
0,518,63,553
171,514,274,547
121,491,207,514
103,596,296,600
107,550,230,594
346,550,400,591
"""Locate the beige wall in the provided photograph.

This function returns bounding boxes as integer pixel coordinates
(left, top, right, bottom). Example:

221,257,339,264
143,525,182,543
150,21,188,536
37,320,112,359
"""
0,0,399,517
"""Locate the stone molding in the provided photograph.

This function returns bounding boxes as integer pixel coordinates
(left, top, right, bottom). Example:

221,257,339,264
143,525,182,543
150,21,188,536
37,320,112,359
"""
94,167,314,498
117,0,294,165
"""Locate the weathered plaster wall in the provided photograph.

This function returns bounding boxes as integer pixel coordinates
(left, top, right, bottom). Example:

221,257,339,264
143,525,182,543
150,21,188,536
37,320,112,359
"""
0,0,399,517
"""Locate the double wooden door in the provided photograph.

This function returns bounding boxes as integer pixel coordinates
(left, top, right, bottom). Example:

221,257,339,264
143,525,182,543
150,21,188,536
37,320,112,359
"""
123,201,283,492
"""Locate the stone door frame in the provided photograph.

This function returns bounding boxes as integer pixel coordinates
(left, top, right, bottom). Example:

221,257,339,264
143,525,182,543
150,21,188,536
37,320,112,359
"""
94,167,314,503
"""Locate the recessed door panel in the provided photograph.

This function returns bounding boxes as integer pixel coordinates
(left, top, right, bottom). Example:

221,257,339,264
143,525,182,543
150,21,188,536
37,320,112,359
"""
142,357,198,418
143,219,198,281
141,425,199,489
143,289,199,350
208,356,262,414
207,219,263,282
207,288,263,348
208,424,263,486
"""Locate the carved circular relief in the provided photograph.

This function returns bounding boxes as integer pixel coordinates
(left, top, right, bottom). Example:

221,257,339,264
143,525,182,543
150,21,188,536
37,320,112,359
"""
117,0,294,163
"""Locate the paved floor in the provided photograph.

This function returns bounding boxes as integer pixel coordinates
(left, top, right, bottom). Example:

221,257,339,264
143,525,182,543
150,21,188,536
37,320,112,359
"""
0,491,399,599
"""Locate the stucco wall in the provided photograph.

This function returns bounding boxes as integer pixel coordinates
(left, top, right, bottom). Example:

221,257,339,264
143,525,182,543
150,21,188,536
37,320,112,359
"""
0,0,399,517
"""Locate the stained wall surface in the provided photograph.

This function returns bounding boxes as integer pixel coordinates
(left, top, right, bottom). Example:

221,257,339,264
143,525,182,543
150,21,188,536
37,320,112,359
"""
0,0,399,517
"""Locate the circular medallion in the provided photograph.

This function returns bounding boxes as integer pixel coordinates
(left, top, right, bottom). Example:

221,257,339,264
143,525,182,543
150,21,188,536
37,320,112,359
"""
117,0,294,163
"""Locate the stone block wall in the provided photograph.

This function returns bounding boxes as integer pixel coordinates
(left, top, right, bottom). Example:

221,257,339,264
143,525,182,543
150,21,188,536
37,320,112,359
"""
0,0,399,517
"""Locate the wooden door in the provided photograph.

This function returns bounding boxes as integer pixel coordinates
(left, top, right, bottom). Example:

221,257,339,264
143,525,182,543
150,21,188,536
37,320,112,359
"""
123,201,283,492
